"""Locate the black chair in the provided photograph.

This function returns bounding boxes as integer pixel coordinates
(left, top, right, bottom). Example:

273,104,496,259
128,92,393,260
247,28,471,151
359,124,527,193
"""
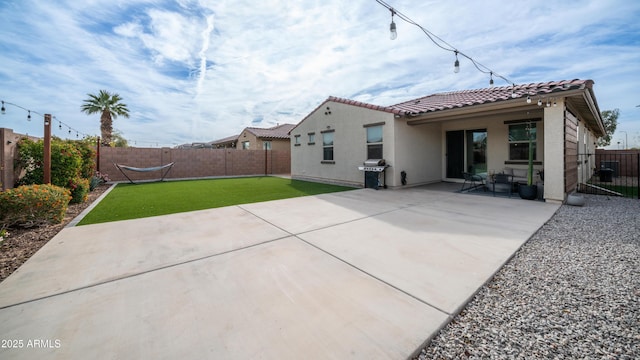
461,172,484,192
492,173,514,198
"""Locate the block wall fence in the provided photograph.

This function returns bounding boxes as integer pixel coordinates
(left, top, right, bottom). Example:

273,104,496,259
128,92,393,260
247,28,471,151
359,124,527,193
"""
99,147,291,182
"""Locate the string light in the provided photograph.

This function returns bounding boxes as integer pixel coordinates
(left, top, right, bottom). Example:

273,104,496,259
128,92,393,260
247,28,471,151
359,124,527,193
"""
526,95,532,104
489,72,494,87
537,98,542,106
453,51,460,73
0,99,94,140
375,0,515,89
3,98,185,147
389,8,397,40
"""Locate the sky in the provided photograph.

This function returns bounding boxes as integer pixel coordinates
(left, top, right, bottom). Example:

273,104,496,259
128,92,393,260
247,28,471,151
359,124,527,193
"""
1,0,639,148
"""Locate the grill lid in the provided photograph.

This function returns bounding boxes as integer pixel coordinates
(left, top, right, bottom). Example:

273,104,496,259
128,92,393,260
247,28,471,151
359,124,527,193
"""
363,159,385,166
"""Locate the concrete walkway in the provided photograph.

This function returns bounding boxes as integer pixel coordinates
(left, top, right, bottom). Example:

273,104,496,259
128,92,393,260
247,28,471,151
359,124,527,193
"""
0,185,560,359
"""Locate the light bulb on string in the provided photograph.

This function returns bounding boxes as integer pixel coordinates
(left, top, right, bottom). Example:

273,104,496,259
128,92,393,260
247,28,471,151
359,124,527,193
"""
1,101,5,114
389,9,397,40
526,95,532,104
453,51,460,73
59,122,62,130
489,72,494,87
27,110,31,121
537,98,542,106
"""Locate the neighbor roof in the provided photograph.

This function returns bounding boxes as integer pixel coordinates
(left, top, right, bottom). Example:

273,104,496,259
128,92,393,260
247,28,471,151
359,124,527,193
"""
210,134,239,146
245,123,296,139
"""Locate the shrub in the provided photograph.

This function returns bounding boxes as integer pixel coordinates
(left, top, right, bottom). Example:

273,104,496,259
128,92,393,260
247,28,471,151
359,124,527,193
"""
67,139,96,179
16,138,83,188
0,184,72,228
68,177,90,204
90,171,110,191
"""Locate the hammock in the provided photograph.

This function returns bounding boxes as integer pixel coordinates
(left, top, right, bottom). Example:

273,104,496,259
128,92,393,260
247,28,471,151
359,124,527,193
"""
114,162,175,184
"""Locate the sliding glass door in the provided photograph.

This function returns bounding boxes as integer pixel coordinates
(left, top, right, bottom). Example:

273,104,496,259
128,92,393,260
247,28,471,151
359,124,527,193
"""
467,129,487,174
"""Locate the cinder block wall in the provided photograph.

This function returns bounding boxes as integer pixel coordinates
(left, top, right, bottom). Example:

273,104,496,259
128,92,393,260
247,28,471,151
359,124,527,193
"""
99,147,291,182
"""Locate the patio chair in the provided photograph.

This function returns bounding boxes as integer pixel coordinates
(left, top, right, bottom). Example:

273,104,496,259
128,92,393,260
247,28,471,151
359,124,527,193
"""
461,172,484,192
492,173,514,198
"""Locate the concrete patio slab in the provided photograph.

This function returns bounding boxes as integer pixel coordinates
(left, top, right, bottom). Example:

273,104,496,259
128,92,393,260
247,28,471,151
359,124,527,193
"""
0,185,561,359
300,194,559,314
240,187,453,235
0,206,290,308
0,238,447,359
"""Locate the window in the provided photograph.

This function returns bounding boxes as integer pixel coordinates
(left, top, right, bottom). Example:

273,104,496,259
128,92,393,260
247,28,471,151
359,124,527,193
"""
322,131,334,161
308,132,315,145
508,123,536,161
366,125,383,159
242,141,250,149
263,141,271,150
294,135,301,146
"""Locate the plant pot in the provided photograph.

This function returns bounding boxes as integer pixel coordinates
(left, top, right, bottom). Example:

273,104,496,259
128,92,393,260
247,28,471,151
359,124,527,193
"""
518,184,538,200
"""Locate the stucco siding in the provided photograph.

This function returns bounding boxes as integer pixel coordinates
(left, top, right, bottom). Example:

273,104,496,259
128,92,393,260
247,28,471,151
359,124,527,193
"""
393,121,441,186
290,101,393,187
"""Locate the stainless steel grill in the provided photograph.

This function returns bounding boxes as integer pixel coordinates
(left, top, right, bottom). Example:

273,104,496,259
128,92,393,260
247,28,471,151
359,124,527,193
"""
358,159,389,189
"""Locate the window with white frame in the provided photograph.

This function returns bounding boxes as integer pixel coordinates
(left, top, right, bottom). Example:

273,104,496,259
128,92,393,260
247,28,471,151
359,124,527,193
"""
322,131,334,161
366,125,383,159
508,122,536,161
308,132,315,145
263,141,271,150
294,135,301,146
242,141,250,150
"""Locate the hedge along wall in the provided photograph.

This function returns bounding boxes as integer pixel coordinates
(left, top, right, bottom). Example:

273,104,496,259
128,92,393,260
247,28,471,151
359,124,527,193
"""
99,147,291,182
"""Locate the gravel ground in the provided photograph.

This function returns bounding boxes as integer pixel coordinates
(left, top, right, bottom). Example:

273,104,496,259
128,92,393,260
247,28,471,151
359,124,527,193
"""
416,194,640,359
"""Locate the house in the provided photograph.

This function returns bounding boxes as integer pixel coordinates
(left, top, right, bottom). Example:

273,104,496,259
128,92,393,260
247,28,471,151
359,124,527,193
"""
211,124,296,150
210,134,240,148
289,79,605,203
236,124,296,150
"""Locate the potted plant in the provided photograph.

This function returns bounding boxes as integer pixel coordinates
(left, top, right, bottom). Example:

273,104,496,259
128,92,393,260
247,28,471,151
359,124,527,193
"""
519,121,538,200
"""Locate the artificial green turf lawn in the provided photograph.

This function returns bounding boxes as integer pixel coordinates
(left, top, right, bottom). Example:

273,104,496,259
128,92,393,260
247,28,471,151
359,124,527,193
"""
77,177,354,225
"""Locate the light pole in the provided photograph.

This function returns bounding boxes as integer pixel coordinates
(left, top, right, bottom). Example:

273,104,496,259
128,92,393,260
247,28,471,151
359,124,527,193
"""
619,131,628,149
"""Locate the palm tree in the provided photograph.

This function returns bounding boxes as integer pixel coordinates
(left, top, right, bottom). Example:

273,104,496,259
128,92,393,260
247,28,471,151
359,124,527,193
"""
81,90,130,146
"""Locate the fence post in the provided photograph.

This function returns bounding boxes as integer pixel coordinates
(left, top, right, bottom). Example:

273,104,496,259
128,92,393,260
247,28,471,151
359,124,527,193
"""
96,136,100,172
43,114,51,184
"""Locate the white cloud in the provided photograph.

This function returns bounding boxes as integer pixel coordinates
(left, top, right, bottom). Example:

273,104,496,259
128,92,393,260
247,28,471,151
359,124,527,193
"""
0,0,639,147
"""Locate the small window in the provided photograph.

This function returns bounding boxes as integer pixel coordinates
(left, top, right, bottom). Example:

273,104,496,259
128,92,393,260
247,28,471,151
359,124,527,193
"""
308,133,315,145
366,125,383,159
322,132,334,161
263,141,271,150
294,135,301,146
242,141,250,150
508,123,536,161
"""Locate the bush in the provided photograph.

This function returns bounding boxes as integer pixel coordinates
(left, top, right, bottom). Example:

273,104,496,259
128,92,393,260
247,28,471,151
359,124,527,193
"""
90,171,110,191
68,177,90,204
16,138,84,188
67,139,96,179
0,184,72,228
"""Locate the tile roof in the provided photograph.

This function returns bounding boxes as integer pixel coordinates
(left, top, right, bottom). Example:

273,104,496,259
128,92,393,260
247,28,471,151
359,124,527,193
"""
245,123,296,139
390,79,593,116
290,79,597,134
210,134,239,145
